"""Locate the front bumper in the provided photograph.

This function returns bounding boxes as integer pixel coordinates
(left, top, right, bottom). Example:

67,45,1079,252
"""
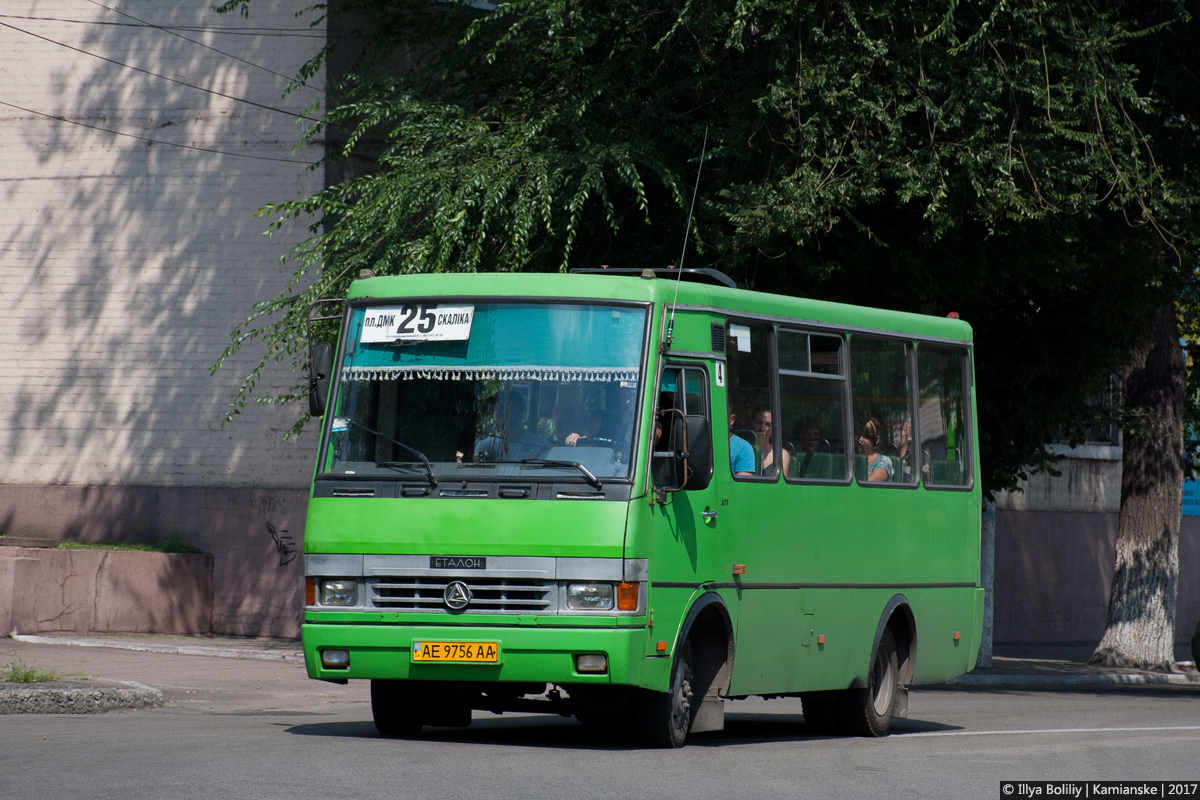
303,622,650,686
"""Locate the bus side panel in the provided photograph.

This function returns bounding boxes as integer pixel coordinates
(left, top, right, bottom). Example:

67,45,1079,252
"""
719,476,980,695
907,586,983,684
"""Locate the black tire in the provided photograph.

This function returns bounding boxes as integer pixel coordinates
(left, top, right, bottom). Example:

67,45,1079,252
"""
636,643,695,748
800,691,841,735
370,679,426,737
840,627,900,737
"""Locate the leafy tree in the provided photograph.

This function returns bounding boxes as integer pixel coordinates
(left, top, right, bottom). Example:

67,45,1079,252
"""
216,0,1198,661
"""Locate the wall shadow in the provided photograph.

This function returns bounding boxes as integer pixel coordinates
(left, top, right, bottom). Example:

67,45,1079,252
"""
0,0,330,635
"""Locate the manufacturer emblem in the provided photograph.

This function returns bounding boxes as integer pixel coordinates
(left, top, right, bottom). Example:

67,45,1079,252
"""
443,580,472,610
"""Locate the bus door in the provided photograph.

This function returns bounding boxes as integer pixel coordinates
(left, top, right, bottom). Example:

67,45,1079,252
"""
648,362,719,652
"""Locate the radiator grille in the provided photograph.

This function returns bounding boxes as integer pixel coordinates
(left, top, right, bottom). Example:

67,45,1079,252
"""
367,576,555,613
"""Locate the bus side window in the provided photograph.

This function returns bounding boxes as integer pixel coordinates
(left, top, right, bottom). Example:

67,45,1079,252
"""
918,345,971,487
780,330,849,481
849,336,916,485
726,321,774,479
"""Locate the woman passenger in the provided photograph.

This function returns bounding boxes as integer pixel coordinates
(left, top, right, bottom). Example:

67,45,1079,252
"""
857,417,893,482
752,407,791,478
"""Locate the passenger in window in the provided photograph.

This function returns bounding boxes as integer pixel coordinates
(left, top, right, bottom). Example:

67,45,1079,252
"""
792,417,824,478
857,417,894,482
752,408,790,478
728,412,755,476
892,417,915,482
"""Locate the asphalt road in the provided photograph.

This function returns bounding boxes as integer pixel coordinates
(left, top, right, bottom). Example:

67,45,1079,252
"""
2,641,1199,800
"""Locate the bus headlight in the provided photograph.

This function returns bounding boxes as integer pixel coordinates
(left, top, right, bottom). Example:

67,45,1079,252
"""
566,583,615,610
319,579,357,606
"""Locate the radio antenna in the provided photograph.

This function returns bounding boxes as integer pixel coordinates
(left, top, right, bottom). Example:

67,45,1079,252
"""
666,126,709,349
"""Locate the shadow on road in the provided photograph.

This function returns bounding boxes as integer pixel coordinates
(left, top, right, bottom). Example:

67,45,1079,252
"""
283,711,962,748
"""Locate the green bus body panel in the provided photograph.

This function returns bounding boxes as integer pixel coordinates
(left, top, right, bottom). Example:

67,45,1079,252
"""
305,497,629,558
303,272,982,699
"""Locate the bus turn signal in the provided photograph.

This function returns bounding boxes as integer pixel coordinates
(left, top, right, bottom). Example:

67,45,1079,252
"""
617,582,638,611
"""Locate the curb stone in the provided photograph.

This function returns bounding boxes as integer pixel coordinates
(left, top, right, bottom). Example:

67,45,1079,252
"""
0,679,162,714
948,669,1200,689
11,634,305,664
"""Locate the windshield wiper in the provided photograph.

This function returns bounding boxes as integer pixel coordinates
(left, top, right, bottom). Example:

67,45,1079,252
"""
341,419,438,488
518,458,603,490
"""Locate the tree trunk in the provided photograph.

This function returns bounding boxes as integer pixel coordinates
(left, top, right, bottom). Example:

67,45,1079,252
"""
1089,295,1183,669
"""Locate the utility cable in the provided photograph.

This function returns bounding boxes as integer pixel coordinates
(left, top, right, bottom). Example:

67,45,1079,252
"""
0,20,318,122
0,13,324,37
83,0,324,95
0,99,316,164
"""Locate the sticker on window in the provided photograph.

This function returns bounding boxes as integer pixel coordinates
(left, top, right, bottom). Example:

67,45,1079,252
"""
360,305,475,343
729,324,751,353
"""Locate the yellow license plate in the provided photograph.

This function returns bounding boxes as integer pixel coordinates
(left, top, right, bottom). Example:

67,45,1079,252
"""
411,640,500,663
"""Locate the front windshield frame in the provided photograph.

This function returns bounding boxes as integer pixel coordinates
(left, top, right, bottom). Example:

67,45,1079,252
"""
315,295,653,486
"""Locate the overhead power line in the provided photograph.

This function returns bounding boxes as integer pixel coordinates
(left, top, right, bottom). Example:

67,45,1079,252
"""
0,13,325,37
83,1,325,95
0,20,319,123
0,99,317,164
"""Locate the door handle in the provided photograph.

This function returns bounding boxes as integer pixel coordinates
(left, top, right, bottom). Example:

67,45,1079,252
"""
702,510,719,519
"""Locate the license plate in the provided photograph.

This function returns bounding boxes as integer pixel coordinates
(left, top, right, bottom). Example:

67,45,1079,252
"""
411,640,500,663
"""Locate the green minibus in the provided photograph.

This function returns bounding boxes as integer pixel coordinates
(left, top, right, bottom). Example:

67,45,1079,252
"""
302,268,983,747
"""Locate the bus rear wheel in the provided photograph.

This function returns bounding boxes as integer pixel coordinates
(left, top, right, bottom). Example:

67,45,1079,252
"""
636,642,694,748
841,627,900,737
370,679,426,737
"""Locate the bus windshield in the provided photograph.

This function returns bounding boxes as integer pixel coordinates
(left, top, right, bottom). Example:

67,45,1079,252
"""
324,301,648,481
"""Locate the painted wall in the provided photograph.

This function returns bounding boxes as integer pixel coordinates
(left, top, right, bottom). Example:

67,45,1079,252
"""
0,547,213,636
995,446,1199,644
0,1,325,635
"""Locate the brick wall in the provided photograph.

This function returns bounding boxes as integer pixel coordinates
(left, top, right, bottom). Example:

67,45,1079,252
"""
0,2,326,635
0,1,323,490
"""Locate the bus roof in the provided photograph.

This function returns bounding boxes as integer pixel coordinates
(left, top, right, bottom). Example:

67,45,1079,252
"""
345,271,973,343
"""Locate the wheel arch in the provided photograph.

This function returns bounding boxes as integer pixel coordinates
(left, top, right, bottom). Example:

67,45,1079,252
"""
677,591,735,699
871,593,917,718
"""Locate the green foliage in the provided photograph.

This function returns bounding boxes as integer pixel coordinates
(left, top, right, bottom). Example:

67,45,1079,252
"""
216,0,1199,494
1,659,58,683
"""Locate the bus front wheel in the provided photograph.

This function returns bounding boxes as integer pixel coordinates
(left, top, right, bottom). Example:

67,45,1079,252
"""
636,642,694,748
370,679,426,737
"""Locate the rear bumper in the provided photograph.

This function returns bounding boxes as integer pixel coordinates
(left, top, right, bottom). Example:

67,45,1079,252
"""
303,623,650,686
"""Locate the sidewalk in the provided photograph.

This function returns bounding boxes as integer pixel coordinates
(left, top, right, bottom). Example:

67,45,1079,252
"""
950,643,1200,688
0,633,309,714
8,632,305,663
2,633,1198,714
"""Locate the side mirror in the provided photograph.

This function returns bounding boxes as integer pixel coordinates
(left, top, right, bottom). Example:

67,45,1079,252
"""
308,342,333,417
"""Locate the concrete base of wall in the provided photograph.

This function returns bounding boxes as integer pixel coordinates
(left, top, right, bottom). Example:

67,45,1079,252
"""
995,509,1200,644
0,484,306,638
0,547,212,635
